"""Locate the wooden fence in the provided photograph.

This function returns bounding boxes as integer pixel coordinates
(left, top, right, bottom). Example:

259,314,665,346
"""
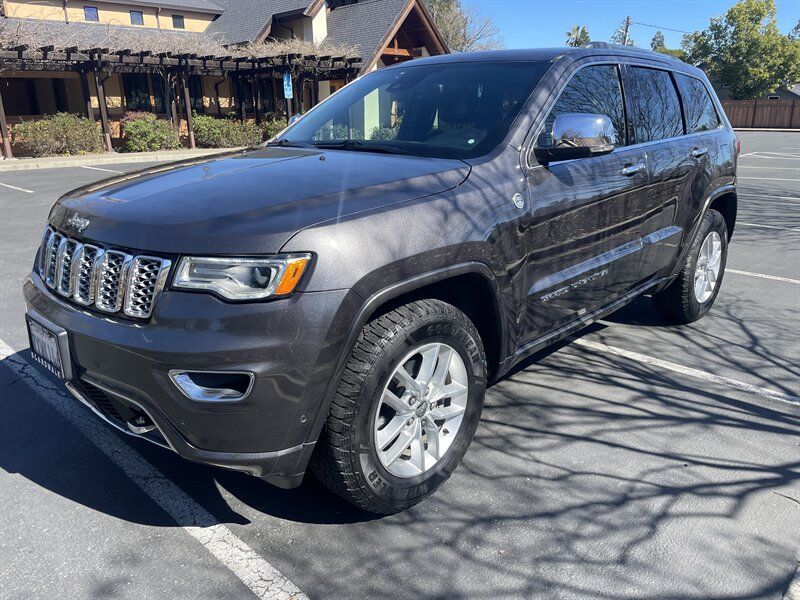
721,99,800,129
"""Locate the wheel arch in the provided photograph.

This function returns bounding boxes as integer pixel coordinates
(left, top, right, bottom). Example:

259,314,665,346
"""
304,262,507,448
708,189,737,240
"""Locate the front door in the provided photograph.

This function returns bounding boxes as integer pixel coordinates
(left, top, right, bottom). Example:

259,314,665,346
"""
521,64,650,344
624,65,696,279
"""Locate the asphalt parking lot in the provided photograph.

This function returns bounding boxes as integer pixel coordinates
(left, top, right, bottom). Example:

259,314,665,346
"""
1,131,798,599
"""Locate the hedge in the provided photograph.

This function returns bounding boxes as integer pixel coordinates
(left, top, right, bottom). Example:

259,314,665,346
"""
193,114,263,148
14,113,104,157
121,112,181,152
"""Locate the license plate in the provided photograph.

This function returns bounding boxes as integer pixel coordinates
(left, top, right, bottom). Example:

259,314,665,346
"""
26,316,66,379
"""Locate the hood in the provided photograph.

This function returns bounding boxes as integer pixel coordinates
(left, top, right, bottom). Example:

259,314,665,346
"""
49,147,470,255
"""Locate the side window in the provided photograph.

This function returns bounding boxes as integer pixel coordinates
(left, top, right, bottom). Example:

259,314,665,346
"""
540,65,627,148
628,67,683,143
674,73,721,133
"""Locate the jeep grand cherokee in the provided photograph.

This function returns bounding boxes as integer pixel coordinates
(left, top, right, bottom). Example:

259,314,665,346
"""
24,45,738,514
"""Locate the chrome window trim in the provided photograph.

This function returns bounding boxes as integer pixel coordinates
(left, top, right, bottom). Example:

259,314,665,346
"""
524,59,727,170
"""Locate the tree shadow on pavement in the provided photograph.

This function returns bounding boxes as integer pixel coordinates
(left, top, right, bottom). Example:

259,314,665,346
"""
2,293,798,598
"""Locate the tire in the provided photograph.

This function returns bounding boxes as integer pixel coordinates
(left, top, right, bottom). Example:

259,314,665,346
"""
311,299,487,514
652,209,728,324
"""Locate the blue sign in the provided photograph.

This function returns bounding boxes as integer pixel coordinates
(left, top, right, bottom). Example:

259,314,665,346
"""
283,73,293,99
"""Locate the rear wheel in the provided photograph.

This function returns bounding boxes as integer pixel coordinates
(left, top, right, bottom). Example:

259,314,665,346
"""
652,209,728,324
311,299,486,514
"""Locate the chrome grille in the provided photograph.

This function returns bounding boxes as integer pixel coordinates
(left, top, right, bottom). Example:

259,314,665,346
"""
56,238,80,297
44,230,64,288
73,245,103,306
95,251,129,313
37,227,170,320
124,256,169,318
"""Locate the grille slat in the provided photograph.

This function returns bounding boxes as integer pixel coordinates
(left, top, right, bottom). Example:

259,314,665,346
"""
44,231,63,289
73,245,103,305
56,239,80,297
37,227,170,320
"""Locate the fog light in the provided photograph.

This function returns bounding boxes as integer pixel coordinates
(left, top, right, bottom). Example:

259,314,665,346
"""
169,370,254,402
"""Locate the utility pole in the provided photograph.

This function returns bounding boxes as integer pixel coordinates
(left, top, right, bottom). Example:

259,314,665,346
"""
621,16,632,45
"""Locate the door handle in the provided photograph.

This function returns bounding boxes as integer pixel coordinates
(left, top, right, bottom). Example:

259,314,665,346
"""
619,162,646,176
690,147,708,158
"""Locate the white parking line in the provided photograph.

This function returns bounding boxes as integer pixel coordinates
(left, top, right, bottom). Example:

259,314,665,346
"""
738,177,800,182
0,338,307,600
739,155,800,160
738,194,800,201
739,165,800,171
0,182,34,193
80,165,123,174
727,269,800,284
571,338,799,406
737,222,800,232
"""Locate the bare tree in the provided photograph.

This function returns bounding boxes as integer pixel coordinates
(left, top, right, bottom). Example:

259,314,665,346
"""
610,16,634,46
424,0,503,52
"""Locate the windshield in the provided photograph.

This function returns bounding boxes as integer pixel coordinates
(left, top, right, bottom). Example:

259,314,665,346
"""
280,60,552,159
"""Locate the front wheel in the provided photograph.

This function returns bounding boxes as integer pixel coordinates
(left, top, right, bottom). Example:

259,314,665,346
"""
311,299,487,514
652,209,728,324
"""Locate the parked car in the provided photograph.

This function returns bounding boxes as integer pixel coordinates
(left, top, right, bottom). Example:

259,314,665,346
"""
24,45,738,514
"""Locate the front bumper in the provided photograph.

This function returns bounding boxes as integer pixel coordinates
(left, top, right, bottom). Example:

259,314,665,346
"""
24,272,357,487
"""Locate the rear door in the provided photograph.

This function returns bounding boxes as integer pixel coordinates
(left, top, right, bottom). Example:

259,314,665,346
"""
521,64,649,343
624,65,699,279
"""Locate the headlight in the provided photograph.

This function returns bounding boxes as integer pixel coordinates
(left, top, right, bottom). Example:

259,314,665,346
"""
173,254,311,300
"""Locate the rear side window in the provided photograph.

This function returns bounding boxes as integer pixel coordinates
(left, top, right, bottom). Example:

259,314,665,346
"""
541,65,627,147
628,67,683,143
674,73,721,133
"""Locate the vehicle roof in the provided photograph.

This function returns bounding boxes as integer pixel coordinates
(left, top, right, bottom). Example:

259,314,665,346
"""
396,46,704,77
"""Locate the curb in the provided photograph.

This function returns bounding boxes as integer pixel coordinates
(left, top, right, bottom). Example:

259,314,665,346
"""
0,148,243,172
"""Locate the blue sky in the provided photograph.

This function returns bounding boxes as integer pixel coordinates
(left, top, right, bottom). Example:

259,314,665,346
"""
463,0,800,50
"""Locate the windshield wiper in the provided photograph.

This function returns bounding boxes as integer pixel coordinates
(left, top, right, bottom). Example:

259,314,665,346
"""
266,138,316,149
313,139,412,156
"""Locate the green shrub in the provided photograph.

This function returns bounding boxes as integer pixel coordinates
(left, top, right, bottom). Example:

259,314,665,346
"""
259,116,286,141
370,126,399,141
193,114,263,148
122,112,180,152
14,113,104,157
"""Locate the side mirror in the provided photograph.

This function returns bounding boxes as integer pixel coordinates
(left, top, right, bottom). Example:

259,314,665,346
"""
533,113,616,164
288,113,302,125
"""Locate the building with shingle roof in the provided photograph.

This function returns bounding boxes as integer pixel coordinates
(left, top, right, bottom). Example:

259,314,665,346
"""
0,0,447,158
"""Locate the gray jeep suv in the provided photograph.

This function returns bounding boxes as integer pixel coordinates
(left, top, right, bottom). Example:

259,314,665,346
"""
24,45,738,514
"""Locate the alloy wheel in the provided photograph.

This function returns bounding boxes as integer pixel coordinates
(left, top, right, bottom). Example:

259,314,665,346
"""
694,231,723,303
373,342,469,478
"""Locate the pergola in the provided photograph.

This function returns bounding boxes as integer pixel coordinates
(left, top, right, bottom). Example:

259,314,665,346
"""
0,18,362,158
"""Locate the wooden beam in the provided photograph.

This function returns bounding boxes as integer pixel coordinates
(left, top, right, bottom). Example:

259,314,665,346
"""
79,70,95,121
381,47,417,58
0,84,13,159
253,77,261,124
93,72,114,152
181,74,196,149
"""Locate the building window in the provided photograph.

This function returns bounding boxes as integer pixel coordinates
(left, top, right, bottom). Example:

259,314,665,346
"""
172,14,185,29
84,6,99,21
130,10,144,26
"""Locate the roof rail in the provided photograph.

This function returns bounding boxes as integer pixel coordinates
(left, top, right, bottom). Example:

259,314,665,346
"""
580,41,684,62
